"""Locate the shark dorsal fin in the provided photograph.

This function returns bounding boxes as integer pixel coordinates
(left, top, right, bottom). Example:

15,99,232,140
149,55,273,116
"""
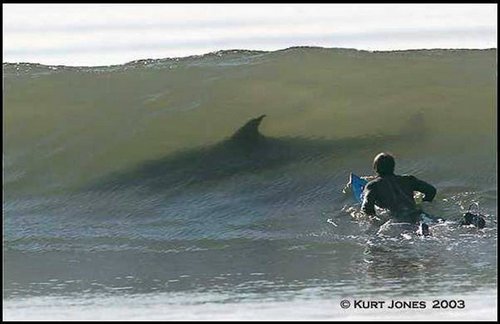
230,114,266,143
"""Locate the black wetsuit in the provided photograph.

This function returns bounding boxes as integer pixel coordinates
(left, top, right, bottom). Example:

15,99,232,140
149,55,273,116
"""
361,174,437,223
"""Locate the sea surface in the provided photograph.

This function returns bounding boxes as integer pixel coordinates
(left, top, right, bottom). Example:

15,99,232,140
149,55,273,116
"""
3,47,497,320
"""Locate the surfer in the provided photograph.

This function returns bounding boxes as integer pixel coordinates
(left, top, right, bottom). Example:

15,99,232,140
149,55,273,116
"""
361,152,438,235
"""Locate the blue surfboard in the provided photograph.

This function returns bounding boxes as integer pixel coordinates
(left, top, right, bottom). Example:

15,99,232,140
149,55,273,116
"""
350,173,368,203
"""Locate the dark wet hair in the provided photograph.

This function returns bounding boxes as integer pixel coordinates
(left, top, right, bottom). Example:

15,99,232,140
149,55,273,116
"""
373,152,395,176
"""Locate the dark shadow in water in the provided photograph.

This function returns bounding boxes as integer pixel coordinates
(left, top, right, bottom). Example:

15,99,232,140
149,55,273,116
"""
83,113,426,194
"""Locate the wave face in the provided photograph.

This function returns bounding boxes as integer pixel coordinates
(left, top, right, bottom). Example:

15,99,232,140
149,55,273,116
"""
3,48,497,301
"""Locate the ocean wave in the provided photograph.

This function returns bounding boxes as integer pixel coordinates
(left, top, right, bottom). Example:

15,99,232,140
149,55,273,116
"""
3,47,496,255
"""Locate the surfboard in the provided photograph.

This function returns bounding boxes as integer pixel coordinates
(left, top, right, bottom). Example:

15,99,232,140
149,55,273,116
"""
350,173,368,203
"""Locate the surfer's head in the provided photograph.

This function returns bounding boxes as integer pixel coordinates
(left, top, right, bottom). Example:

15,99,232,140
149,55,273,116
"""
373,152,395,176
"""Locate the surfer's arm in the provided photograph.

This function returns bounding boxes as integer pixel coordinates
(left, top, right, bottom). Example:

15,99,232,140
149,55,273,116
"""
409,176,437,202
361,184,377,216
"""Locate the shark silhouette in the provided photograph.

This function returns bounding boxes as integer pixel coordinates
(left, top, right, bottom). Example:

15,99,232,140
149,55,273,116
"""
86,113,425,193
